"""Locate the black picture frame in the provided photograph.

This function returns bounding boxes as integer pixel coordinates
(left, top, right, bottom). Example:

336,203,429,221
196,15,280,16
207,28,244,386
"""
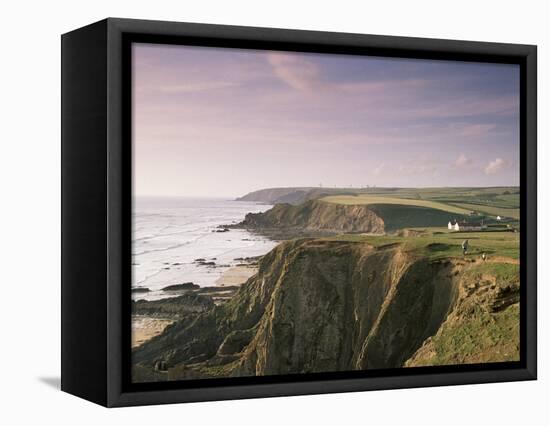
61,17,537,407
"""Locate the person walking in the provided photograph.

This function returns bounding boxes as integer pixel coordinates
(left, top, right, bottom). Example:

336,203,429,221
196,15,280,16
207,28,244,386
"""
462,239,469,255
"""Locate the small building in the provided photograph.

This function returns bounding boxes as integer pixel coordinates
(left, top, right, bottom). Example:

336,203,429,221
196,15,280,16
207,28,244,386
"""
449,219,487,231
455,220,487,231
448,221,459,231
497,215,502,221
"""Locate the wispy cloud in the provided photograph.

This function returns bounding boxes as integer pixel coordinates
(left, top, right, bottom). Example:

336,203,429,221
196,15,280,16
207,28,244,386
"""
158,82,239,93
484,158,509,175
372,163,385,176
459,123,497,137
399,159,438,176
267,53,320,91
337,78,427,94
455,153,472,168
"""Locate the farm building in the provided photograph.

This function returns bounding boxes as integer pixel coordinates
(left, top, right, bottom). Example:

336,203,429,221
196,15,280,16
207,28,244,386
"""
448,221,460,231
449,220,487,231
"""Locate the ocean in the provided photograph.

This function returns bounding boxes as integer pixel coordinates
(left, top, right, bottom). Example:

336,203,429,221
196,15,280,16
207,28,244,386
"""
132,197,276,300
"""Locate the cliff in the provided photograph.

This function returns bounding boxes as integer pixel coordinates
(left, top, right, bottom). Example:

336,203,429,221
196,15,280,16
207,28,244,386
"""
132,238,519,381
236,187,365,205
236,187,314,204
234,199,385,237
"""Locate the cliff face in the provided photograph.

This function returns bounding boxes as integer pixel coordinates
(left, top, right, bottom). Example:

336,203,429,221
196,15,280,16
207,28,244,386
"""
236,200,385,236
232,241,457,375
131,238,519,382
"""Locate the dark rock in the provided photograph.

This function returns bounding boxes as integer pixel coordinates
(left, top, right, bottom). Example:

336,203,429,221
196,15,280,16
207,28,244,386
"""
154,360,167,371
217,329,256,355
161,282,200,292
132,293,214,318
195,285,240,294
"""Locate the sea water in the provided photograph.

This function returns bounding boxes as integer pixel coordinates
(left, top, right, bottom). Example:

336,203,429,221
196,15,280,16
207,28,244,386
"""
132,197,276,300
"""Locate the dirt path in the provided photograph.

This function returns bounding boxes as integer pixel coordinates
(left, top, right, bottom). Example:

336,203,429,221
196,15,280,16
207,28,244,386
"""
472,255,519,265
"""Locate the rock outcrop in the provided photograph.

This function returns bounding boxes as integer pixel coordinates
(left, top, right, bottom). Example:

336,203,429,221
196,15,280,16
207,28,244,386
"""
234,199,385,237
161,282,200,292
132,293,214,318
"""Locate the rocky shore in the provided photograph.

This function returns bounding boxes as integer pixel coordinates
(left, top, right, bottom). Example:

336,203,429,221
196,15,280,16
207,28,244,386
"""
131,259,261,348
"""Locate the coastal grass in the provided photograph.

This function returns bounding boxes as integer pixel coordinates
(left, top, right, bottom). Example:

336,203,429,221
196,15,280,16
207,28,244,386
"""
446,202,520,219
325,229,520,260
463,261,520,284
426,303,520,365
414,261,520,366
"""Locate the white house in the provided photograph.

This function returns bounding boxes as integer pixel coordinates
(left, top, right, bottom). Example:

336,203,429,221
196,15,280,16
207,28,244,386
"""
448,221,460,231
497,215,502,221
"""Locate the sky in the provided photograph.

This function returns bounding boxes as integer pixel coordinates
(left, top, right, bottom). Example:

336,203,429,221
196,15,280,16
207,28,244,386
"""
132,43,520,198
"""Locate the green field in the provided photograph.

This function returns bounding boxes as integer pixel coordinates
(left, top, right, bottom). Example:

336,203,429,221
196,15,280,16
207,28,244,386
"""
366,204,469,232
322,195,471,214
345,186,519,203
325,229,520,260
321,186,520,221
446,202,520,219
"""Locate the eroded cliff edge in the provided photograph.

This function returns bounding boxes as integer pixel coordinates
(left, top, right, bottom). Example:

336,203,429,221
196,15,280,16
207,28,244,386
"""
232,199,385,238
132,238,519,382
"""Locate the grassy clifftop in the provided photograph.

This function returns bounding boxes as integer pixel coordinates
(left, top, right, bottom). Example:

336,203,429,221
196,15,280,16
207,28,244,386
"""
132,235,519,382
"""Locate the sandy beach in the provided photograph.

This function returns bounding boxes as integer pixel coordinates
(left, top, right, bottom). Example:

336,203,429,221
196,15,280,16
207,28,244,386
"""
132,317,174,348
132,265,259,348
215,264,258,286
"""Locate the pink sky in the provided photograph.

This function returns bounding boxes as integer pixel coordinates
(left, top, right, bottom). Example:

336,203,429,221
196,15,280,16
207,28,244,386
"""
132,43,520,198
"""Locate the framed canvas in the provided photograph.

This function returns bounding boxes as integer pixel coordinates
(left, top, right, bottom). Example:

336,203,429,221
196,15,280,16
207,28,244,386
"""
61,18,537,407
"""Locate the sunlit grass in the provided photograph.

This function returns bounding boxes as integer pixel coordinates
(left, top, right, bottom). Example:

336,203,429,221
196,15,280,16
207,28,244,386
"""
324,229,520,260
322,194,471,214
